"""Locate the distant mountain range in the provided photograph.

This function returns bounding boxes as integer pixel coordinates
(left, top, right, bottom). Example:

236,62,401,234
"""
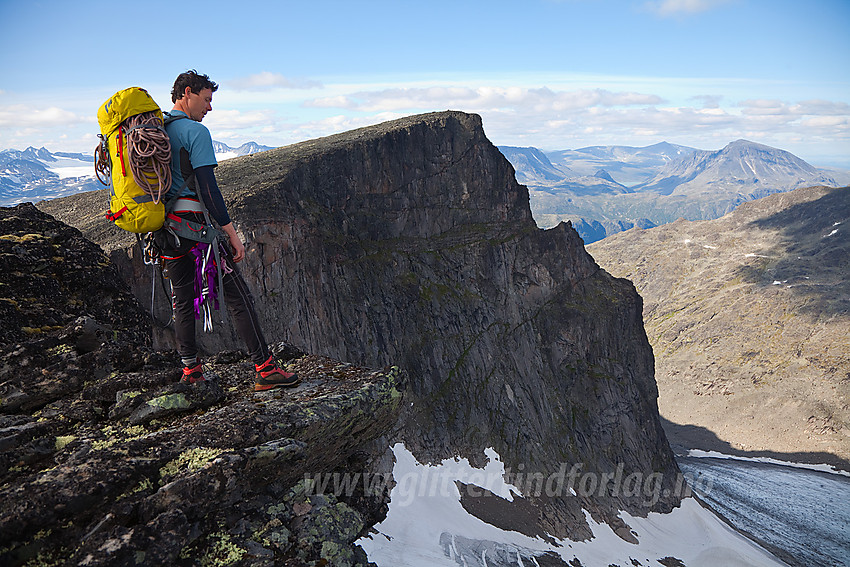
0,147,101,207
0,142,273,207
211,141,275,159
637,139,832,197
500,140,848,243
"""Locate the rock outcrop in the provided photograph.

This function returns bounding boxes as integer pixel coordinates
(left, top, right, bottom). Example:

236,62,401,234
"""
32,111,680,562
1,204,404,566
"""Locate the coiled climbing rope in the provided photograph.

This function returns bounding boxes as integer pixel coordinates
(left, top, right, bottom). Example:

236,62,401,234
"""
123,111,172,203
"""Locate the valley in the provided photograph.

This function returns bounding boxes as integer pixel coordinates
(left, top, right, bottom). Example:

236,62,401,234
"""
588,185,850,468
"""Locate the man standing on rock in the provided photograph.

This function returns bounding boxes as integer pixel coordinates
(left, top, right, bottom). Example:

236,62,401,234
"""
158,69,299,391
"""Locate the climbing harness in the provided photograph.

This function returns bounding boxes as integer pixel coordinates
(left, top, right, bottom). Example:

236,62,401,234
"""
144,194,226,333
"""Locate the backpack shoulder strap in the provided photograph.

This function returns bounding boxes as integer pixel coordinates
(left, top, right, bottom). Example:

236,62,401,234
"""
163,111,187,126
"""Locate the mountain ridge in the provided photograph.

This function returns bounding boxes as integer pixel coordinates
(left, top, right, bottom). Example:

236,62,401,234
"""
542,141,698,185
211,140,275,157
507,139,843,242
634,138,832,196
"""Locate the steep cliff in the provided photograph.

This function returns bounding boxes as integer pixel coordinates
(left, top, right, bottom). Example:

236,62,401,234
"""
39,111,679,546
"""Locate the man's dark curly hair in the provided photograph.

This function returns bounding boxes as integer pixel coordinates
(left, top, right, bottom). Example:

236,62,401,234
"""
171,70,219,102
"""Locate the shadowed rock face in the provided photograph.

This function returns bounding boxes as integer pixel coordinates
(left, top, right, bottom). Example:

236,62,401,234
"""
37,111,679,549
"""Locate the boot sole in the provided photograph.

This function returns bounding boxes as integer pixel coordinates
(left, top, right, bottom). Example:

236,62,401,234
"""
254,378,300,391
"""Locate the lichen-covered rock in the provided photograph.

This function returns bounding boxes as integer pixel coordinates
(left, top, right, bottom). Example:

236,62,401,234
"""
0,203,148,350
0,205,404,566
0,349,403,566
284,482,369,567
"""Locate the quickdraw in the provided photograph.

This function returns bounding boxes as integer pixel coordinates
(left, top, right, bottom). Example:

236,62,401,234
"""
95,134,110,186
190,241,232,333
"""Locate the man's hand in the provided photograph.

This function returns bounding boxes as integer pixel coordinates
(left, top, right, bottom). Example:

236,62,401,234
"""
221,222,245,262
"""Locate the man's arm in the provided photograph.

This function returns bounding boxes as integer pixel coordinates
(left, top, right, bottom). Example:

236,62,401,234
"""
194,166,230,225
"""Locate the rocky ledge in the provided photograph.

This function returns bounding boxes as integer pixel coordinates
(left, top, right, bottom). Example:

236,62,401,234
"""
1,203,404,566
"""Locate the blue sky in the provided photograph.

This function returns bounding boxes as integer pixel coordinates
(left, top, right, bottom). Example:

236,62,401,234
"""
1,0,849,167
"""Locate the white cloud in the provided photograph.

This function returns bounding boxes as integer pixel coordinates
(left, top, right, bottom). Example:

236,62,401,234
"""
800,116,850,130
204,108,277,130
472,93,850,155
791,100,850,116
690,94,723,109
2,74,847,167
644,0,731,17
306,95,359,109
0,104,87,128
226,71,322,91
305,86,664,114
288,112,406,141
738,99,790,116
288,80,850,161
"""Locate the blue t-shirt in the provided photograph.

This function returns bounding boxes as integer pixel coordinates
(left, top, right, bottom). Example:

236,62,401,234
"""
164,110,218,200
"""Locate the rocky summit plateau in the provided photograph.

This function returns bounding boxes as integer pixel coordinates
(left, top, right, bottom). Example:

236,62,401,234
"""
3,111,682,566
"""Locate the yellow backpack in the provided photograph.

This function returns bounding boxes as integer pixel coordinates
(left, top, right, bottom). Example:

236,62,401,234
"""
95,87,172,233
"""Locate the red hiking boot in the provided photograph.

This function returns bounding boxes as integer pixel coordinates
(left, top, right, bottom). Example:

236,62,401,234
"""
181,361,206,384
254,355,300,391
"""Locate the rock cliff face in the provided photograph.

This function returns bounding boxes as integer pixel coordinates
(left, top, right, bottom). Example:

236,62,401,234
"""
37,111,679,554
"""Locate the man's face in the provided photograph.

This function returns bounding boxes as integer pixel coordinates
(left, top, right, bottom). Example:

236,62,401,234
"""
184,87,213,122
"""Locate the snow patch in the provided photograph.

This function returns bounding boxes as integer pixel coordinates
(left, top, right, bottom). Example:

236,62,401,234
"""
357,443,786,566
44,157,94,179
51,166,93,179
